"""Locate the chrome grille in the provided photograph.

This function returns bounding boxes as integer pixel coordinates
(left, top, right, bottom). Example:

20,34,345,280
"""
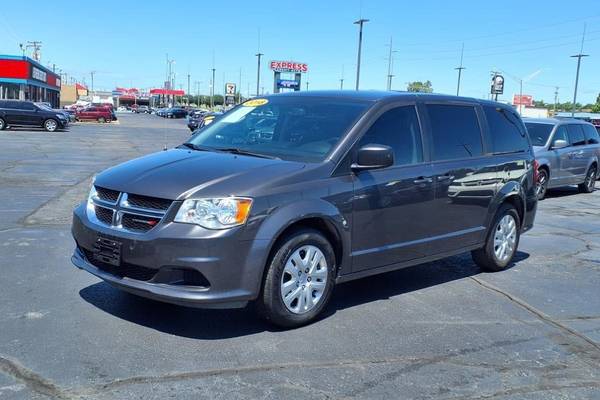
95,186,119,203
88,190,173,233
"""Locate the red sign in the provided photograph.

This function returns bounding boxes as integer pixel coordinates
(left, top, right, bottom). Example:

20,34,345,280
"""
269,60,308,74
0,59,30,79
150,88,185,96
513,94,533,107
0,58,60,88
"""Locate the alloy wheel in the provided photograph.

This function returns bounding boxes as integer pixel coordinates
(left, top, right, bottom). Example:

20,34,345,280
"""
280,245,328,314
586,168,597,191
493,215,517,263
536,170,548,199
45,120,57,132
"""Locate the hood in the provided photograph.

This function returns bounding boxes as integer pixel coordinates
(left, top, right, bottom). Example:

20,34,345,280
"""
94,148,305,200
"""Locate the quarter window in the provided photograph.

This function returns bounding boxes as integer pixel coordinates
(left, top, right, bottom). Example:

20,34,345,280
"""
427,104,483,161
484,106,528,153
567,125,586,146
357,106,423,166
583,124,600,144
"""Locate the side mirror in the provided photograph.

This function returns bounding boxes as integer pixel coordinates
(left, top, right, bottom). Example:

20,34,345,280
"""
351,144,394,171
552,139,568,149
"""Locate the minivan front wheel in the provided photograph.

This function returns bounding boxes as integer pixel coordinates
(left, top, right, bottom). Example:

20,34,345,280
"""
536,168,549,200
0,118,5,130
578,165,597,193
257,229,335,328
44,119,58,132
472,204,520,272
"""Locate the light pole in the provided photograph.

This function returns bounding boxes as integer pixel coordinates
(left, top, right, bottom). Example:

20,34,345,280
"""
340,64,344,90
255,52,263,97
90,71,96,100
571,24,588,117
354,18,369,90
454,43,465,96
211,68,216,108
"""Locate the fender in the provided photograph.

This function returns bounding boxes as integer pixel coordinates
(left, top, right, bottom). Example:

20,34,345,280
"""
486,180,526,230
252,198,351,278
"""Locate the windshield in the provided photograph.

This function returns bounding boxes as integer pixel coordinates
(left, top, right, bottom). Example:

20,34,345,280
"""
525,122,554,146
36,103,54,111
186,97,369,162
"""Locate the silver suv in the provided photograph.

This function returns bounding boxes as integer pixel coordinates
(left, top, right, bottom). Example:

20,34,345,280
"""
524,118,600,199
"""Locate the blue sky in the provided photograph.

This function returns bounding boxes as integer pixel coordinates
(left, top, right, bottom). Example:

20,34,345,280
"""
1,0,599,103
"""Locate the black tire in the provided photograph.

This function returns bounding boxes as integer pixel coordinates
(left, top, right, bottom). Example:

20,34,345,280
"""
98,117,106,123
0,117,5,130
472,204,521,272
43,119,58,132
536,168,549,200
578,165,597,193
257,229,336,328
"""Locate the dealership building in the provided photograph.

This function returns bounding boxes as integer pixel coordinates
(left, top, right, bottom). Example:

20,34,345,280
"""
0,55,61,107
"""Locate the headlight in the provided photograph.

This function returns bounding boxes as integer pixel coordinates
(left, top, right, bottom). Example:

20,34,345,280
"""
174,197,252,229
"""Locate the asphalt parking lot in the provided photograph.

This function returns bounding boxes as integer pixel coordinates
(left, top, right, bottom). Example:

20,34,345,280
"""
0,113,599,399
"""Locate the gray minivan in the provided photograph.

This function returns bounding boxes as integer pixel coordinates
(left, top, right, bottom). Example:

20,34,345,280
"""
72,91,538,327
524,118,599,199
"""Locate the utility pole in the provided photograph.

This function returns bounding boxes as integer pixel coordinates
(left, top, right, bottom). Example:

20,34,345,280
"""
26,41,42,61
90,71,96,100
255,52,263,97
571,23,588,117
354,18,369,90
239,67,242,103
554,86,559,114
454,43,465,96
385,37,397,91
211,68,216,108
519,78,523,115
255,28,263,98
187,73,190,104
340,64,345,90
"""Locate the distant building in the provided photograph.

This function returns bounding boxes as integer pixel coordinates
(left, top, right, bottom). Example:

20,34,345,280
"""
0,55,61,107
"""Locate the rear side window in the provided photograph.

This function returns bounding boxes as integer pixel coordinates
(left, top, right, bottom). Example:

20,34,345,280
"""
357,105,423,166
484,106,528,153
427,104,483,161
583,124,600,144
567,125,586,146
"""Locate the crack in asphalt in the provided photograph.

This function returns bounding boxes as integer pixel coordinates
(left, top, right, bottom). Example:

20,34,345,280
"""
0,356,72,400
470,276,600,355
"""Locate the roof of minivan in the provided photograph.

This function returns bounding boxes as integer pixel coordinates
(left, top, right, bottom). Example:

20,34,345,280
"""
522,117,590,125
268,90,509,107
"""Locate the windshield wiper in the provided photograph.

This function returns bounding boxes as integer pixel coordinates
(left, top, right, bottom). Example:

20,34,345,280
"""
215,147,280,160
179,143,214,152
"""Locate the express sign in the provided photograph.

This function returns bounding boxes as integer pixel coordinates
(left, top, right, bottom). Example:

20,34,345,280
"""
269,61,308,74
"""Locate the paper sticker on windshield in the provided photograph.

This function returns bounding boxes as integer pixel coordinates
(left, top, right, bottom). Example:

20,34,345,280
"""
243,98,268,107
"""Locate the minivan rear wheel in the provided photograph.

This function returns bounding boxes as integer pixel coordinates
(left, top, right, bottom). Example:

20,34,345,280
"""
578,165,597,193
472,204,520,272
0,117,5,130
257,229,335,328
536,168,549,200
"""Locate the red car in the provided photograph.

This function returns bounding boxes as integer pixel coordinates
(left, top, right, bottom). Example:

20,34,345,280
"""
76,106,113,123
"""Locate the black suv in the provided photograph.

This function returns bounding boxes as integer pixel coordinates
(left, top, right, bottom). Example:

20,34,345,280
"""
71,91,537,327
0,100,68,132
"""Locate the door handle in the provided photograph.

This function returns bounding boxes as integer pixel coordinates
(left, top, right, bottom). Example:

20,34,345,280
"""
413,177,433,184
437,174,454,182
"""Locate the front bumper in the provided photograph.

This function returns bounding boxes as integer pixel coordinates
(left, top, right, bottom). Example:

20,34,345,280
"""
71,204,269,308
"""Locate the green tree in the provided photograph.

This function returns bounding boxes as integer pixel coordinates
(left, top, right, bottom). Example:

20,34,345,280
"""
406,80,433,93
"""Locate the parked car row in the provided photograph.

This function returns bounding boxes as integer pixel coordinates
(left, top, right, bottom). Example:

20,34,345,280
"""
525,117,600,199
0,100,69,132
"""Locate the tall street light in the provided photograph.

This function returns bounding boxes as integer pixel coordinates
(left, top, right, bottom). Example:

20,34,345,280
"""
385,37,398,91
571,24,588,117
354,18,369,90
